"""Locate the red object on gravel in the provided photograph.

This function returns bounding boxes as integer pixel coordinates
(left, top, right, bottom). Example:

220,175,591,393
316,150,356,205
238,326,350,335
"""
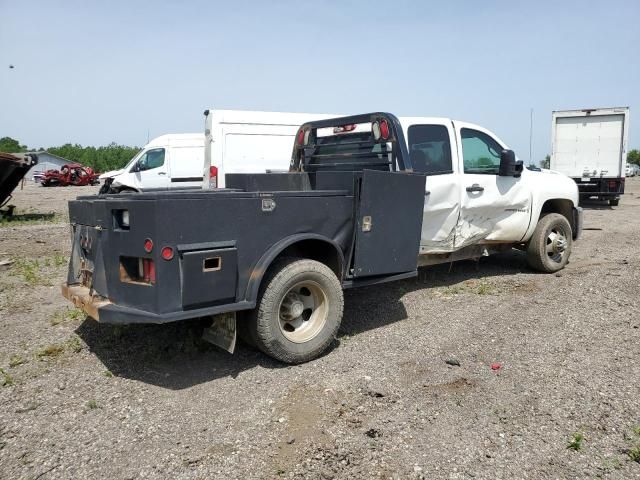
491,362,502,371
41,164,100,187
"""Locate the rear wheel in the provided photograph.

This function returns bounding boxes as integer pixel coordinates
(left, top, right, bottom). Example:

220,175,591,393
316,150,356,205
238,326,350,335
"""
609,198,619,207
247,257,343,364
526,213,573,273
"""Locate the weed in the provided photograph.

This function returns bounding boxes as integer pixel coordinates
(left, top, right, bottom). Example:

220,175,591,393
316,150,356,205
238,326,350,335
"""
633,425,640,437
601,457,623,471
627,445,640,463
0,212,59,227
476,281,496,295
0,368,14,386
567,432,584,451
53,254,67,267
50,307,84,326
9,354,25,367
68,308,84,322
11,258,41,285
86,399,98,410
66,336,83,353
103,370,113,378
37,344,65,359
50,310,66,326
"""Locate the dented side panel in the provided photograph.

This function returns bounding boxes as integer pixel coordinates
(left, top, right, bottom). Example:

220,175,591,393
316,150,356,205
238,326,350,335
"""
455,175,532,248
419,173,461,252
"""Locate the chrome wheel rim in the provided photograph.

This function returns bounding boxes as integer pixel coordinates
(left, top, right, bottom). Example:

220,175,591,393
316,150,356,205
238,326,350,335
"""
546,226,568,263
278,280,328,343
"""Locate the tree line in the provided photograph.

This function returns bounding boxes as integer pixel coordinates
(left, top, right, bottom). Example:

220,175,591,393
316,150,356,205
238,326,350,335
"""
0,136,140,173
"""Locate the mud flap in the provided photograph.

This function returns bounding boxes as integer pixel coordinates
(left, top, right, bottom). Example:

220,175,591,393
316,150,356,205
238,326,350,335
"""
202,312,237,354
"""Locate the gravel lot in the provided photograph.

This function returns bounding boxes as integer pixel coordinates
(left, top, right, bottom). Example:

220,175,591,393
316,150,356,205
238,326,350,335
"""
1,180,639,479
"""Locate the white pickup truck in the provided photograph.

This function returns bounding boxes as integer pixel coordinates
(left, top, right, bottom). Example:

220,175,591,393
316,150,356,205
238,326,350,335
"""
63,112,583,364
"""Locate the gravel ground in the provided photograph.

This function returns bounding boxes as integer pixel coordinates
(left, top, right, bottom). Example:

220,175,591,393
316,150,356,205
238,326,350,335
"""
1,180,639,480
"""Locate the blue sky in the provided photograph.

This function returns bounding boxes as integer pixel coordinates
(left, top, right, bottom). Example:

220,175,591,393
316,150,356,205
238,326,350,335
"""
1,0,638,162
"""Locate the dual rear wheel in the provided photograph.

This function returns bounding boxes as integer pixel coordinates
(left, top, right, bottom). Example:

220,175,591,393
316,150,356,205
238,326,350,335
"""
242,258,343,364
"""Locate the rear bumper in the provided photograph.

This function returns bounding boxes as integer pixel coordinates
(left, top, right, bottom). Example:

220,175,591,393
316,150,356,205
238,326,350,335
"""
573,177,624,197
61,283,254,324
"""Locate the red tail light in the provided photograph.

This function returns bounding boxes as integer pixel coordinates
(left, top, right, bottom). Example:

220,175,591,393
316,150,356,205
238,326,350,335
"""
161,246,174,260
142,259,156,284
608,180,617,189
209,166,218,189
379,119,390,140
143,238,153,253
297,129,305,146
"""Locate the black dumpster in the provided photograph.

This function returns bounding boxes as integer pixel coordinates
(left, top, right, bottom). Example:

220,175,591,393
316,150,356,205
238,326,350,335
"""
0,152,38,214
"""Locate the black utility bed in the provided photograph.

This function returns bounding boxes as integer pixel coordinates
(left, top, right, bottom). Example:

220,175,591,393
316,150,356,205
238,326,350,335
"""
63,113,426,325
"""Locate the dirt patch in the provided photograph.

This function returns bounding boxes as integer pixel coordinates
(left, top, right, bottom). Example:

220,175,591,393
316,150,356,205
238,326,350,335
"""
1,178,640,479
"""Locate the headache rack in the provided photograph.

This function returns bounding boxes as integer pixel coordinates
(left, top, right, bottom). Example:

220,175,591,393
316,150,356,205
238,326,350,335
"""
291,113,413,173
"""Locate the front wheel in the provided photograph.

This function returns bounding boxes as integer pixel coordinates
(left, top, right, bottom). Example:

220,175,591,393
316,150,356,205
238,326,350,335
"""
247,258,343,364
526,213,573,273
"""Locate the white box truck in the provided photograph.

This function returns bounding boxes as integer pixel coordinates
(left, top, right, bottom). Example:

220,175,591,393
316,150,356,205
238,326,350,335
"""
202,109,335,188
99,110,335,193
550,107,629,206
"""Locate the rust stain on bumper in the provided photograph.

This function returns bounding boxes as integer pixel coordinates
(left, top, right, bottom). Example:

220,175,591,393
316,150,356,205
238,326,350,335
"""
61,283,110,321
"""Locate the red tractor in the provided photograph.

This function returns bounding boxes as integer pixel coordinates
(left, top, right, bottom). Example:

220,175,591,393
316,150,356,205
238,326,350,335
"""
41,164,100,187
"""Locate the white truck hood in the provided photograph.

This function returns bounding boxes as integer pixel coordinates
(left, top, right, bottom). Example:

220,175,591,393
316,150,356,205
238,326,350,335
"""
99,168,125,180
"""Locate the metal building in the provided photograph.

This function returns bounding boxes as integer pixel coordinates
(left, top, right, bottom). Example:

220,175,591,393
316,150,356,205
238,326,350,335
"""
26,151,72,181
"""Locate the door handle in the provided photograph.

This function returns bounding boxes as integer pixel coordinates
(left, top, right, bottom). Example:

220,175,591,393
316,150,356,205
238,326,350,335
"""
157,172,167,175
466,183,484,192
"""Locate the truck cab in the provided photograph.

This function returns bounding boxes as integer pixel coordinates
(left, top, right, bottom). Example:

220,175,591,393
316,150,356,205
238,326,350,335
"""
395,117,581,256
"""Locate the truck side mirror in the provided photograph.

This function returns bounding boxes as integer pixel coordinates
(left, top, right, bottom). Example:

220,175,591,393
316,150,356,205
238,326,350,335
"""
499,149,523,177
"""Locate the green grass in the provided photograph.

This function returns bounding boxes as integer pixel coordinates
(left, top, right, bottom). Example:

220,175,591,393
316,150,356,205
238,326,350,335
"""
441,279,499,296
36,335,83,359
86,399,98,410
0,368,14,387
9,254,69,286
628,446,640,463
11,258,41,285
36,344,66,359
66,336,83,353
0,212,59,227
50,307,84,326
9,354,26,367
567,432,584,451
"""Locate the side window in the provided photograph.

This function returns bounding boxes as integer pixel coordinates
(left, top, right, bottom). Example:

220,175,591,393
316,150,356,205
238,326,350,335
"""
135,148,165,172
407,125,453,175
461,128,502,175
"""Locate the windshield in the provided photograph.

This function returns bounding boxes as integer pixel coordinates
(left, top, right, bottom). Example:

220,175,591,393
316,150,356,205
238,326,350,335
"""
123,148,145,170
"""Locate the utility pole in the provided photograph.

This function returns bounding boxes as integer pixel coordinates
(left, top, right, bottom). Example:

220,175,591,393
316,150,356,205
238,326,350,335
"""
529,108,534,165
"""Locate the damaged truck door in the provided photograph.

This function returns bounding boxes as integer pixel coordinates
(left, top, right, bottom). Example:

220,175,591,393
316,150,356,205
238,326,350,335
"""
455,123,531,248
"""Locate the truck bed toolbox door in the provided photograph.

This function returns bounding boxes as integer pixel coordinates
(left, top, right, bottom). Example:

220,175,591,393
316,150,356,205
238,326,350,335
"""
352,169,426,277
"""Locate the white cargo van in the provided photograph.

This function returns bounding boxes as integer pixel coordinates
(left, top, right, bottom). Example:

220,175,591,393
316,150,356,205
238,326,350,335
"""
550,107,630,206
100,110,335,193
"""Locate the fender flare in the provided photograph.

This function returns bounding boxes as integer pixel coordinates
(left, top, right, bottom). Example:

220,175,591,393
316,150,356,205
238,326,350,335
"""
243,233,346,304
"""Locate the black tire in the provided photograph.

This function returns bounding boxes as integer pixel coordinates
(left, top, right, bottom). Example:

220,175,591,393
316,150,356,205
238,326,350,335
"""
247,257,343,364
526,213,573,273
609,198,619,207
